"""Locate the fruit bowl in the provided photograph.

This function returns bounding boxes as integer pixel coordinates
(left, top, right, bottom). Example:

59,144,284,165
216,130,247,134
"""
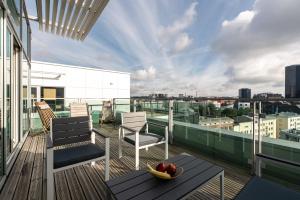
147,163,184,180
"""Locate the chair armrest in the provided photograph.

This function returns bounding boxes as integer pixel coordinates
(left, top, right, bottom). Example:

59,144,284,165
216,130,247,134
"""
46,134,53,149
120,125,139,133
92,128,109,138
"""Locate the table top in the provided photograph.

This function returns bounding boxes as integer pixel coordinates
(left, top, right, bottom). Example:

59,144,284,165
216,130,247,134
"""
106,154,224,200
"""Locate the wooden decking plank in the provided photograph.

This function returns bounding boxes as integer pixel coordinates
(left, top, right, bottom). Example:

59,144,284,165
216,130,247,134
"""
64,168,86,200
0,135,33,200
54,171,72,200
83,164,109,199
28,135,44,200
13,135,38,200
74,166,100,199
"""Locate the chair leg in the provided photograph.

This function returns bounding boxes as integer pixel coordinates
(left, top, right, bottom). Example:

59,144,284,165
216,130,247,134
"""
105,138,110,181
47,149,54,200
91,131,95,166
135,147,139,170
118,128,122,158
135,131,139,170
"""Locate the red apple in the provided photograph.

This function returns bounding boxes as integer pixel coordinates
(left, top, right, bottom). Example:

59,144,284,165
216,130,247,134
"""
156,163,167,172
166,163,177,176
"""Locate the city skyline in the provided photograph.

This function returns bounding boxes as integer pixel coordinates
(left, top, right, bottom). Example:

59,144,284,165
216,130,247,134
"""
26,0,300,96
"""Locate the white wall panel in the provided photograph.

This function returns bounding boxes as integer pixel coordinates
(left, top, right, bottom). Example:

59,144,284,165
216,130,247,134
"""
31,61,130,99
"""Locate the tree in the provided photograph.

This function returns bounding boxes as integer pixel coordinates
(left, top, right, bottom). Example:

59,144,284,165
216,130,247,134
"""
237,107,251,116
222,108,238,118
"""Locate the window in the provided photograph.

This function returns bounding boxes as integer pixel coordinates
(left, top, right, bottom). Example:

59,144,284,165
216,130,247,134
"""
41,87,65,111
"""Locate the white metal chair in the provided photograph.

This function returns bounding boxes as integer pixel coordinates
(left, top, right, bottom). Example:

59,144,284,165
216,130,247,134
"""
46,116,110,200
118,112,168,170
70,102,94,131
70,102,89,117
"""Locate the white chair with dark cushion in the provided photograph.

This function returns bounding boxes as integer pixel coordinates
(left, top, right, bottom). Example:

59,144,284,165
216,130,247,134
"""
118,112,168,170
47,116,109,200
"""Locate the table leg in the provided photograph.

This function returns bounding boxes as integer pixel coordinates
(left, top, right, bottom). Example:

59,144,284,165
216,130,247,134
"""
220,171,224,200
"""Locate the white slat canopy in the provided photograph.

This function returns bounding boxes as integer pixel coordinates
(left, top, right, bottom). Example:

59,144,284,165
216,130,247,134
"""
35,0,109,41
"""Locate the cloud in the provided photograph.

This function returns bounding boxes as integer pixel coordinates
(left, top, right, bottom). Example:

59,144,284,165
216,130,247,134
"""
158,2,198,53
213,0,300,95
158,2,198,39
174,33,193,53
132,66,156,81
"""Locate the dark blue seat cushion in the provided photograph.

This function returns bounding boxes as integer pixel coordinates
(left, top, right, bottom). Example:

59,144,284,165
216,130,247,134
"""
235,176,300,200
54,143,105,169
124,133,164,146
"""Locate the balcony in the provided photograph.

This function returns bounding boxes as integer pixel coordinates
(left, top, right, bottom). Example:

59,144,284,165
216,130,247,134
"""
0,123,250,200
1,99,299,199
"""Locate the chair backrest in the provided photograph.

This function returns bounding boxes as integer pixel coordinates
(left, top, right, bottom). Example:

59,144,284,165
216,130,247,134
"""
35,101,56,131
101,101,114,122
51,116,91,147
70,102,89,117
121,112,147,133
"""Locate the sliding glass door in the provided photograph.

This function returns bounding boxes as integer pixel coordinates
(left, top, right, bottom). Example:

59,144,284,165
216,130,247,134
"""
0,7,4,180
5,26,12,159
4,24,21,162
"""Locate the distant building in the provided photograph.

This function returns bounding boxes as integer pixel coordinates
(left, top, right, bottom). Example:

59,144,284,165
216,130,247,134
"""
253,93,283,100
262,101,300,115
149,93,168,99
233,116,253,134
233,115,277,138
199,117,234,130
285,65,300,98
239,88,251,99
280,129,300,142
275,112,300,137
237,102,250,109
178,94,184,98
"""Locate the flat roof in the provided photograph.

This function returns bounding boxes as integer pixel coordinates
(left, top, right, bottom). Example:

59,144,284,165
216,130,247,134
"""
31,60,131,75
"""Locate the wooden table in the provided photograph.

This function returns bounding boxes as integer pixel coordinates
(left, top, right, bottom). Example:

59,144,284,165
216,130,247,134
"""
105,154,224,200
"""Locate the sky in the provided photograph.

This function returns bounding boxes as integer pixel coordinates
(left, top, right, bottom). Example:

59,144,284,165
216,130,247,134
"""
26,0,300,97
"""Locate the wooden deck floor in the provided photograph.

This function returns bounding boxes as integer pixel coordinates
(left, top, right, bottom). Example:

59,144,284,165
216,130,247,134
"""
0,124,250,200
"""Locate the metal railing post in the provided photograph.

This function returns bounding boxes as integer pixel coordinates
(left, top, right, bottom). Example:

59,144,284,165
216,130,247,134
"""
168,100,174,144
133,99,136,112
257,101,262,176
252,101,257,175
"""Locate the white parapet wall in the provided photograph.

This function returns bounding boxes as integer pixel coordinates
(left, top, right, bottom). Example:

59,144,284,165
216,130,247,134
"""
31,60,130,101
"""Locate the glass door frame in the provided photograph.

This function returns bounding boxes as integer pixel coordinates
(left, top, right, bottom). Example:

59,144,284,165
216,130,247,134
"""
3,12,23,169
0,5,4,182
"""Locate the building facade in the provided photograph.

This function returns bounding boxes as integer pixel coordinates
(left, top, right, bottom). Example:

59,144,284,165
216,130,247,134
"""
237,102,250,109
31,60,130,111
239,88,251,99
199,117,234,130
285,65,300,98
0,0,31,187
233,116,277,138
276,112,300,137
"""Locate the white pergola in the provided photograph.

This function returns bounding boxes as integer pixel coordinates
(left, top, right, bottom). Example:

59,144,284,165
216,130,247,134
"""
35,0,109,41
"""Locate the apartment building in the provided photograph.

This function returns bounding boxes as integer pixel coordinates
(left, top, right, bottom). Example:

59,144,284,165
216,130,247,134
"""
276,112,300,138
233,115,277,138
199,117,234,130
